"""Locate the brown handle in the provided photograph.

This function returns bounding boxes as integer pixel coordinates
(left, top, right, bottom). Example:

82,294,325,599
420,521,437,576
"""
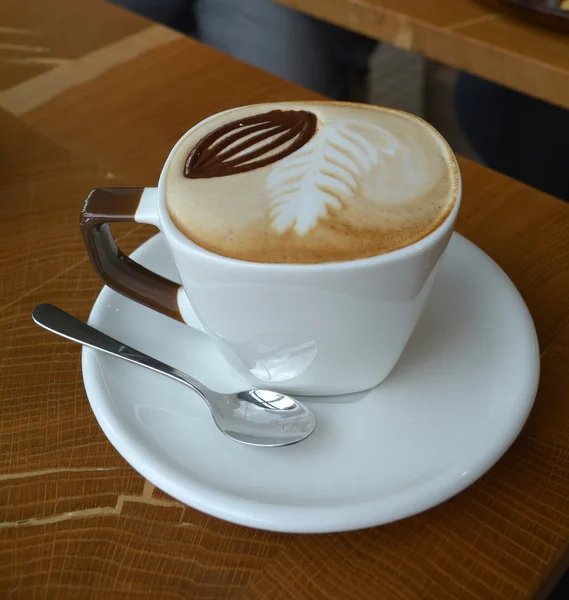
80,187,183,322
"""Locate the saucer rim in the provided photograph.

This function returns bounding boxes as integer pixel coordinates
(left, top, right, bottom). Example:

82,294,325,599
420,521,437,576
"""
82,233,540,533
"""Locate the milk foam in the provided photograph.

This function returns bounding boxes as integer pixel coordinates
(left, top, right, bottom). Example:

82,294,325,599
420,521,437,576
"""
165,102,459,263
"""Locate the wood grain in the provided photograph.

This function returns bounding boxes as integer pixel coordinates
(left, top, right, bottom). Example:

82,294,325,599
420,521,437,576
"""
475,0,569,33
1,0,569,599
0,0,149,90
272,0,569,110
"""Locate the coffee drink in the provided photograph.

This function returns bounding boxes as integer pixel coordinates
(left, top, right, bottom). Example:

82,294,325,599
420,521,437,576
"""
165,101,459,264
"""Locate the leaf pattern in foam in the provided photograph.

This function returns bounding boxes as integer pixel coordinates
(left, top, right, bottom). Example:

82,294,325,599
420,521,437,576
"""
266,118,399,235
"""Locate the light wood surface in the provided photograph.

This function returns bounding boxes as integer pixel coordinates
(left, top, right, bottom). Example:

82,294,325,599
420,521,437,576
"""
1,0,569,598
272,0,569,110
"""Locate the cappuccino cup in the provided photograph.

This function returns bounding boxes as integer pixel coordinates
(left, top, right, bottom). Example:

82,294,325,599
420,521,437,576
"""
81,101,461,395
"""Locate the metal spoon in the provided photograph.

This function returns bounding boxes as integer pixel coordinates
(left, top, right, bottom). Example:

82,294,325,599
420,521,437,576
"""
32,304,316,447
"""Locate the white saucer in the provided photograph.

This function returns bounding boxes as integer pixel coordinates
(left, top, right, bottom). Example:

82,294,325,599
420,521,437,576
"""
83,233,539,533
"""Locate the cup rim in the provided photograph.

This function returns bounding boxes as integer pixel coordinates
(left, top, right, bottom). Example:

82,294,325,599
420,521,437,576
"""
157,101,462,271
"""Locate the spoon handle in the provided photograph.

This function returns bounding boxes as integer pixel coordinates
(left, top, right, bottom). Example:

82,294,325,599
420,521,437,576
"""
31,303,210,402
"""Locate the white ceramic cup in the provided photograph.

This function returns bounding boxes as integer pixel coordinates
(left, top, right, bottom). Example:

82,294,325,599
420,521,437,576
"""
81,106,461,396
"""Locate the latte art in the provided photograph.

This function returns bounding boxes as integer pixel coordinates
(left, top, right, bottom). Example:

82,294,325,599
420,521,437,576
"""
267,118,399,236
184,110,317,179
165,101,459,263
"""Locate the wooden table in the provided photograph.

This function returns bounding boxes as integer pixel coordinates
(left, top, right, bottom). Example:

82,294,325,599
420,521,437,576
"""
273,0,569,110
2,0,569,598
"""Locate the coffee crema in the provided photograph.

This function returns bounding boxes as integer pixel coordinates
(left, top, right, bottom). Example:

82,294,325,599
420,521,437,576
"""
165,101,459,264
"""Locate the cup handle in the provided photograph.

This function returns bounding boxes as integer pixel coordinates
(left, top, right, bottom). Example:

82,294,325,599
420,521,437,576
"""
80,187,183,322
